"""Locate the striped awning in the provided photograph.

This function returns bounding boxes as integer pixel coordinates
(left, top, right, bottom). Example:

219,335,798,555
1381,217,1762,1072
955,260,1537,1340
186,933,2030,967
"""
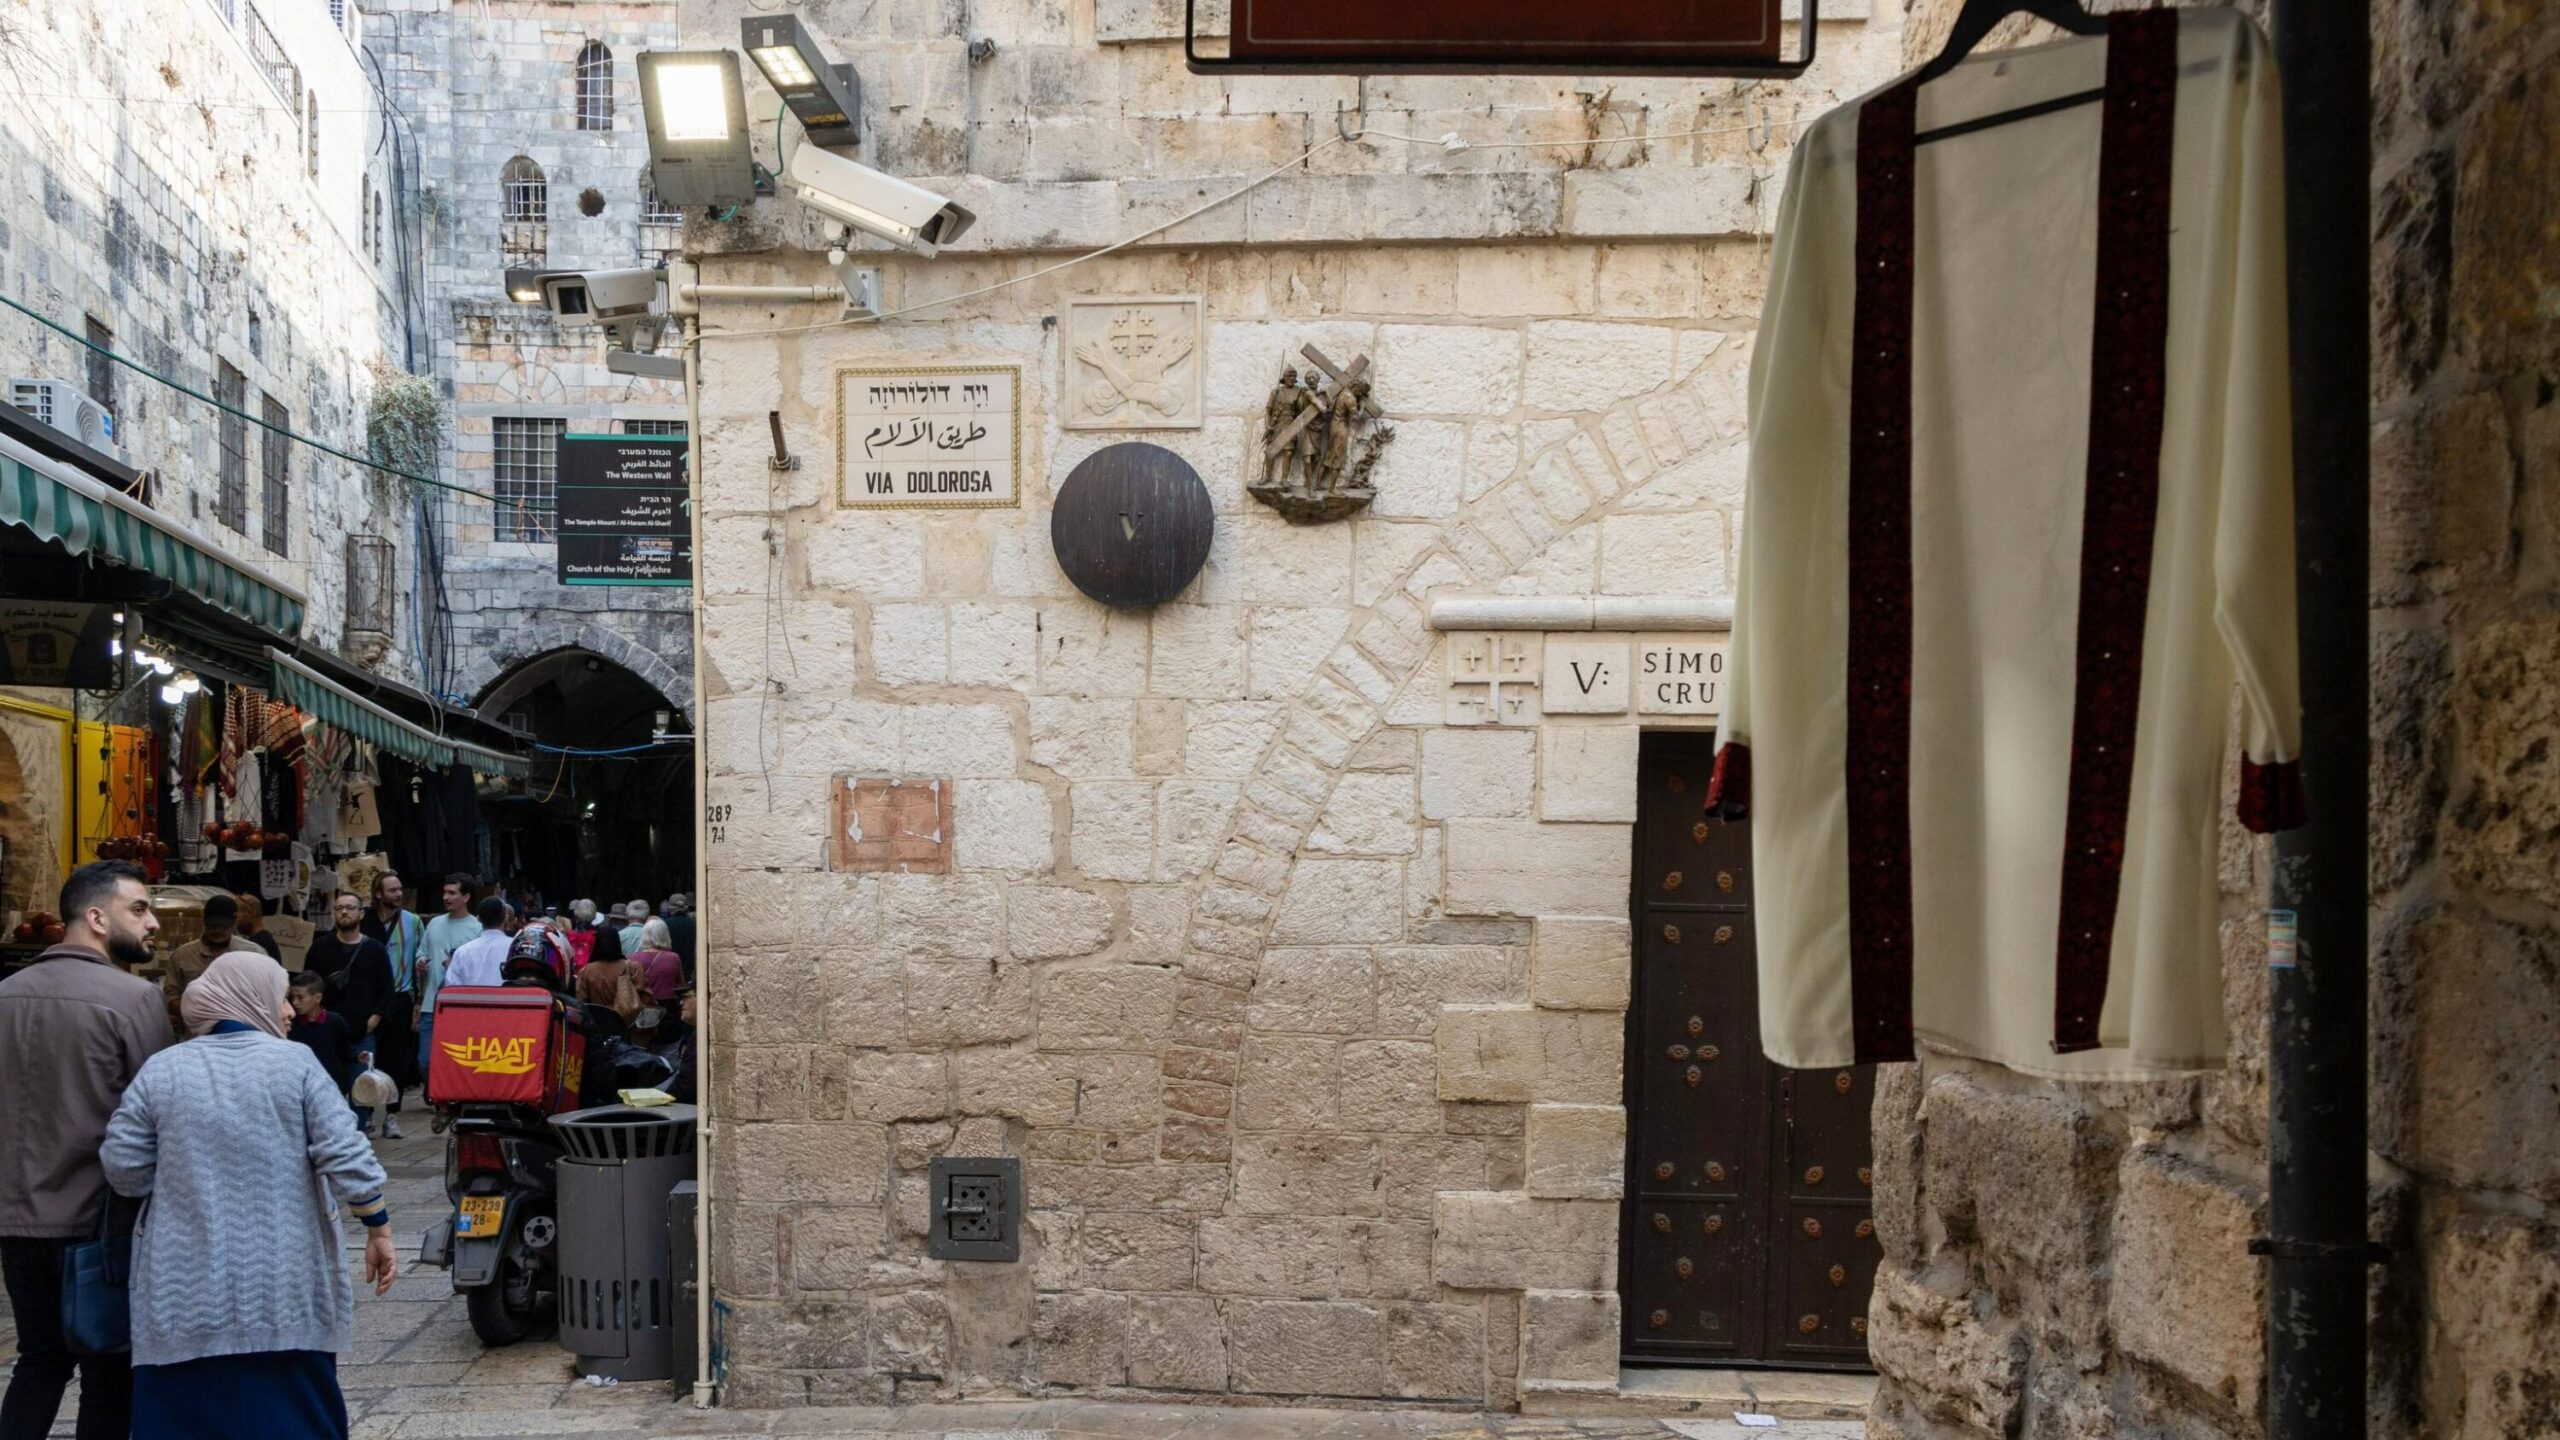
0,435,307,637
267,649,528,779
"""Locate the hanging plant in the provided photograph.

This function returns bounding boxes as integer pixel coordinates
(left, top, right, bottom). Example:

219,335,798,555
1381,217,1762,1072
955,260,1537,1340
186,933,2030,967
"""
365,361,443,485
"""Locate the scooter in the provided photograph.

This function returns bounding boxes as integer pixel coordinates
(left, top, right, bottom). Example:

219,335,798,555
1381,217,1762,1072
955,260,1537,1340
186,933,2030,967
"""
427,1103,565,1345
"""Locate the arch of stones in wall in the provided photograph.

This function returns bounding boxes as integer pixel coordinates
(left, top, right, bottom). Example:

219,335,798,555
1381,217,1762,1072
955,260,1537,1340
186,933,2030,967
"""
1149,333,1748,1395
462,628,693,726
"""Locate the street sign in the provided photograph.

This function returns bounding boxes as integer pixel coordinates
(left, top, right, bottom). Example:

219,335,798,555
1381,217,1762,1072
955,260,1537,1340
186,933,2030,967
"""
555,434,692,587
0,601,117,687
836,365,1022,510
1207,0,1793,73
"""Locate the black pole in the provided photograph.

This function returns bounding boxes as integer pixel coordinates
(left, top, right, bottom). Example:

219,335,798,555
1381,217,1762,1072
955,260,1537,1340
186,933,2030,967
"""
2263,0,2369,1434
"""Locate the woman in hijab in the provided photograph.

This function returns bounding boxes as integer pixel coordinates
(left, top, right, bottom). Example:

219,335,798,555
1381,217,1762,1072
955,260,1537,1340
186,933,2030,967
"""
627,918,686,1016
101,953,398,1439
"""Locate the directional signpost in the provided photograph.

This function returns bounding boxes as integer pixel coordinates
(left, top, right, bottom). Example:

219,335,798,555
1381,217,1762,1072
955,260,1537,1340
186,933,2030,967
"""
555,433,693,586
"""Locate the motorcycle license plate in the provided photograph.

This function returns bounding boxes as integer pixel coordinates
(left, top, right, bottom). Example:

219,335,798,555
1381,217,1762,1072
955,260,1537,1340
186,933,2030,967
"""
456,1196,505,1238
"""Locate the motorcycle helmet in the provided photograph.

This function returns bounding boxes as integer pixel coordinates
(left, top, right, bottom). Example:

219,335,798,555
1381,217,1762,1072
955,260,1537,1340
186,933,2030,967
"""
503,922,568,989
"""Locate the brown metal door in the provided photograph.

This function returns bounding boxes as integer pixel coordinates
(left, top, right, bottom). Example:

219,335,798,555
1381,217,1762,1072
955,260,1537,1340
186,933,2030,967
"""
1620,730,1877,1368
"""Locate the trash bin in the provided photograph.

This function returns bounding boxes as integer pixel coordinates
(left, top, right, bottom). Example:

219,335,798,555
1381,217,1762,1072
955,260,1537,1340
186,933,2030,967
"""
551,1104,698,1381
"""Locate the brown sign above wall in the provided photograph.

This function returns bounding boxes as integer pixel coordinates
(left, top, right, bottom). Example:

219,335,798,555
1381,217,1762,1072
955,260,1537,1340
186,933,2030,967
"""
1202,0,1802,74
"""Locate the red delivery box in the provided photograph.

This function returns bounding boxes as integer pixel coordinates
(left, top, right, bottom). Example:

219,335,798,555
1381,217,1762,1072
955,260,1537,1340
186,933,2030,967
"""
428,986,586,1112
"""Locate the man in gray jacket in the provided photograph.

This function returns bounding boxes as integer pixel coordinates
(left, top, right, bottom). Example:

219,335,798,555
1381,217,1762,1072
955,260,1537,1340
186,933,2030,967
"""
0,859,170,1439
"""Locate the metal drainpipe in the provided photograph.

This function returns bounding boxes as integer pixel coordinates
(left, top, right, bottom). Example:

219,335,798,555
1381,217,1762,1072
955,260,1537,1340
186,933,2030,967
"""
2261,1,2370,1434
681,308,717,1408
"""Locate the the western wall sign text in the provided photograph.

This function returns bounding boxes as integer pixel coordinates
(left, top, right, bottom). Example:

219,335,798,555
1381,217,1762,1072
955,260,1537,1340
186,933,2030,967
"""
836,365,1022,509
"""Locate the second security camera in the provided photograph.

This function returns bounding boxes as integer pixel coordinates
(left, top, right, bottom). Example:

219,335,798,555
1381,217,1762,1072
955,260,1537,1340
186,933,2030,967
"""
784,145,974,258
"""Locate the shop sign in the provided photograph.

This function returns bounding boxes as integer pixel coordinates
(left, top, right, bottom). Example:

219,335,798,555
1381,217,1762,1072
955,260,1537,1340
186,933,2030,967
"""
556,434,692,587
837,365,1021,510
0,601,116,687
1222,0,1784,70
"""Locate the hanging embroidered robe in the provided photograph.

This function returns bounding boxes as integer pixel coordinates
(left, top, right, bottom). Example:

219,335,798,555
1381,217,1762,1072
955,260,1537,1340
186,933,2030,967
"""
1710,9,2303,1079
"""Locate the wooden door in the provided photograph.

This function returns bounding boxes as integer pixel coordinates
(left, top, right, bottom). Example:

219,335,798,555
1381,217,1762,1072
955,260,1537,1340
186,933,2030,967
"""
1620,730,1878,1368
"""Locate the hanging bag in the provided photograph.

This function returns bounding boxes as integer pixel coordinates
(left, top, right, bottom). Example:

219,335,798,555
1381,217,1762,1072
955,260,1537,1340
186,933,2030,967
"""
61,1194,138,1356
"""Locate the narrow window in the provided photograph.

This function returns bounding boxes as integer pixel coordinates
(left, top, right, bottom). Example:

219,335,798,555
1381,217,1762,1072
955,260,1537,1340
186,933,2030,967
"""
501,156,547,264
260,393,290,555
619,418,686,436
306,92,321,177
492,415,566,542
576,42,614,131
215,362,249,533
83,316,114,411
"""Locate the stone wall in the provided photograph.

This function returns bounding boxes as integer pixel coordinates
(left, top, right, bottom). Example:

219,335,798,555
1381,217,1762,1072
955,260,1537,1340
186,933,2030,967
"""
1864,4,2560,1439
1,0,403,665
364,0,693,710
681,0,1920,1400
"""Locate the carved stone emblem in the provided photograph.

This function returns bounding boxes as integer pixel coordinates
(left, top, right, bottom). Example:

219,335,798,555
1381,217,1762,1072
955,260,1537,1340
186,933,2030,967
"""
1063,297,1201,430
1249,343,1394,523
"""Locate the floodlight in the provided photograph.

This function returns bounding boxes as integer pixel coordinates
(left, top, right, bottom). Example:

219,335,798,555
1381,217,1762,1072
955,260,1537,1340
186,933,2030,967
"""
638,50,755,209
741,15,863,150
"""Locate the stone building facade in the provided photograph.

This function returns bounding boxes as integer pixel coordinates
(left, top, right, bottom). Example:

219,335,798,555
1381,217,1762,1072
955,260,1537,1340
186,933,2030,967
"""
685,0,1908,1410
364,0,693,715
1858,4,2560,1439
0,0,404,664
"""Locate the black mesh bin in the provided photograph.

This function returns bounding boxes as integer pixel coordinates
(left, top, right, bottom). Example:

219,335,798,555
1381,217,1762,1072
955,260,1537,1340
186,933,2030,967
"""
550,1104,699,1381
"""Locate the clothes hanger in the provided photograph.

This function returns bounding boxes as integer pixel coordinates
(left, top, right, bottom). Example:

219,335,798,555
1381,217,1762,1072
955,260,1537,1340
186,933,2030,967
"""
1909,0,2112,145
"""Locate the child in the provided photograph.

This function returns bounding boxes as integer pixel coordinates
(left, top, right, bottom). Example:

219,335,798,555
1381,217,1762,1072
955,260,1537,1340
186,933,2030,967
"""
286,970,358,1097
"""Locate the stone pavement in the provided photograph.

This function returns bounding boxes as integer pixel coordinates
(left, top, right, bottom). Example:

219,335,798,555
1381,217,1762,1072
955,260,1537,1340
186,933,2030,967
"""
8,1117,1866,1438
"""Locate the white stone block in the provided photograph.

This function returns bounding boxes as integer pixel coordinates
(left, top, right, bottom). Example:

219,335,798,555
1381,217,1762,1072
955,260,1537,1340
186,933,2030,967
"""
1421,725,1535,823
1154,780,1240,881
1307,772,1420,856
1538,725,1639,823
1600,511,1728,598
948,601,1039,689
1373,325,1524,418
952,779,1057,875
1070,780,1158,882
1523,321,1681,414
1183,700,1287,779
870,603,949,686
899,703,1017,779
1150,604,1248,698
1249,606,1352,701
1028,697,1137,776
1269,859,1406,945
1525,1104,1627,1199
1541,638,1632,714
1444,820,1629,918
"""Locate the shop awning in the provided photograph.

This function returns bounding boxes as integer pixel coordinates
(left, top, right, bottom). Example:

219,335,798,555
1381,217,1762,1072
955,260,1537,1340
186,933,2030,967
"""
0,434,307,638
267,648,529,778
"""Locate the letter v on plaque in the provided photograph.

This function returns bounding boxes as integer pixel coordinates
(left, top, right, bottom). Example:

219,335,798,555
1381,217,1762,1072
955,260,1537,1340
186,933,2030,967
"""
1541,637,1631,714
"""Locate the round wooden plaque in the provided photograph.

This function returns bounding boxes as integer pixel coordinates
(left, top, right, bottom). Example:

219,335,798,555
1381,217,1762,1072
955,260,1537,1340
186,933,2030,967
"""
1050,442,1215,608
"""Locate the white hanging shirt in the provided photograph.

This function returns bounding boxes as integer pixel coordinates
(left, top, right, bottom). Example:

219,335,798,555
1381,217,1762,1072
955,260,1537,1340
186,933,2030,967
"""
1711,9,2303,1079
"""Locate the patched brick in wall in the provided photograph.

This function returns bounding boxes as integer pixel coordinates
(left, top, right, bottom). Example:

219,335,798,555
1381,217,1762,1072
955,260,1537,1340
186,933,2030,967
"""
830,776,953,873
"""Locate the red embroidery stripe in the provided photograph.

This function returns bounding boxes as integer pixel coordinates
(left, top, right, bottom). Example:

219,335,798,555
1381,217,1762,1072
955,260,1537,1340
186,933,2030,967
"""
2051,11,2180,1055
1706,741,1752,818
2237,758,2308,834
1846,79,1920,1065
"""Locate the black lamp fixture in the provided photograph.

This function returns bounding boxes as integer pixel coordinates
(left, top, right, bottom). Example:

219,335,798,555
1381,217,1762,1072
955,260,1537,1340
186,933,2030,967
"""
637,50,756,208
741,15,863,150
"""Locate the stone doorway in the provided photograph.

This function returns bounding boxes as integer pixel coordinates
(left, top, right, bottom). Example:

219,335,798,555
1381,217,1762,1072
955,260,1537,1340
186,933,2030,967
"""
1618,730,1878,1369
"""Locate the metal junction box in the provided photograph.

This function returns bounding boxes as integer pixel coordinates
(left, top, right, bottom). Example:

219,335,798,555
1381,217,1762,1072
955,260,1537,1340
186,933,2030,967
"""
927,1156,1022,1261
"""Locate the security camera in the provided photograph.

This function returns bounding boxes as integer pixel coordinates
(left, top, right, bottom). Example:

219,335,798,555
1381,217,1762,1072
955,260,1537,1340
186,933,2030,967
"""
504,267,663,327
784,145,974,257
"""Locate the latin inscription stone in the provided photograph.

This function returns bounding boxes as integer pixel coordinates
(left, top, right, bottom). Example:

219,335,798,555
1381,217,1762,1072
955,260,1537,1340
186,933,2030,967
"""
1635,635,1729,716
1542,637,1631,714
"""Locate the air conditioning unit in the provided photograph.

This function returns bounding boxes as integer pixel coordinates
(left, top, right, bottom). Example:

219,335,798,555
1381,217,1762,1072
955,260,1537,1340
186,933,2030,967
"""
9,379,116,451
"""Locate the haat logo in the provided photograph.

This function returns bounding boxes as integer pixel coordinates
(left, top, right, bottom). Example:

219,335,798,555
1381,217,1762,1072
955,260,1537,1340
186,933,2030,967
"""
442,1035,538,1076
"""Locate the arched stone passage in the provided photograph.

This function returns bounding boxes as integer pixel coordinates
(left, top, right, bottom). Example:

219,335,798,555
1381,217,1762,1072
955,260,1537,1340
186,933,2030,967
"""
456,622,691,726
470,645,695,908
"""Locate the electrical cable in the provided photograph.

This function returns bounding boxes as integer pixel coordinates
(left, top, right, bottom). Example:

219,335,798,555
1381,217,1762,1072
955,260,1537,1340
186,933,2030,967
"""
695,111,1805,342
0,293,498,502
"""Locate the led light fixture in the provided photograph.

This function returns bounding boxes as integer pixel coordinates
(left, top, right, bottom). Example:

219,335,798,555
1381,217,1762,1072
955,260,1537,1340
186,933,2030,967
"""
741,16,862,150
638,50,755,208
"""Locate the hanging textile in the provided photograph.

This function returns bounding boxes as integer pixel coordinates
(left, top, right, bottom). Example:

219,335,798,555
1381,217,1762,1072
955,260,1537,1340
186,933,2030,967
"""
1710,9,2301,1079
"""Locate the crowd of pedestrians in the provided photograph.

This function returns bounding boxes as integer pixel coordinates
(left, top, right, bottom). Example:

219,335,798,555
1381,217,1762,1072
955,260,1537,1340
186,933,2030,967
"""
0,861,699,1438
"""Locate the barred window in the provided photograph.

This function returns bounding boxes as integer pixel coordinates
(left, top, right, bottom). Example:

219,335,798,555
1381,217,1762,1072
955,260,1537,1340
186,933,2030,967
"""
84,317,114,411
215,362,248,534
620,419,686,436
373,187,386,260
306,92,320,177
260,393,290,556
576,42,613,131
493,415,565,542
501,156,546,223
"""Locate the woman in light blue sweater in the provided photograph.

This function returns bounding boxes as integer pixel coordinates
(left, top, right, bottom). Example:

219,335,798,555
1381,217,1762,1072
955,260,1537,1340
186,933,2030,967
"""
102,952,399,1439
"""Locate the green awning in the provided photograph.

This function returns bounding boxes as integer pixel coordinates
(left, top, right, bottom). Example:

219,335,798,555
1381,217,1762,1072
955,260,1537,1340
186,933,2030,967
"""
0,436,307,637
269,649,527,779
